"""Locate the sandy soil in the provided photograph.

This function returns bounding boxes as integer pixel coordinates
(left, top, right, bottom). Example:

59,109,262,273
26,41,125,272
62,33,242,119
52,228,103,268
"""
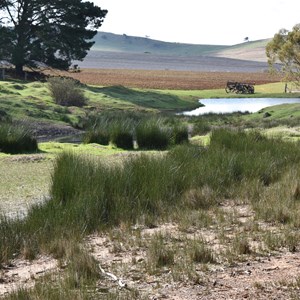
1,200,300,299
84,223,300,300
0,256,57,297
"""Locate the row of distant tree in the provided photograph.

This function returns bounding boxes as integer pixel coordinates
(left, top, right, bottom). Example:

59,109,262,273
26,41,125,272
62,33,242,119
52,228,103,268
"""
0,1,299,85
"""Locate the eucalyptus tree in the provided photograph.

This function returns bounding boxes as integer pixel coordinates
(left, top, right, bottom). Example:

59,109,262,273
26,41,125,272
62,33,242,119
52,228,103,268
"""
0,0,107,75
266,24,300,86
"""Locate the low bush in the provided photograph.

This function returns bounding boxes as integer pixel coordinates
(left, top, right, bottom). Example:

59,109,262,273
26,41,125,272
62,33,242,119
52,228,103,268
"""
48,77,87,107
0,122,38,154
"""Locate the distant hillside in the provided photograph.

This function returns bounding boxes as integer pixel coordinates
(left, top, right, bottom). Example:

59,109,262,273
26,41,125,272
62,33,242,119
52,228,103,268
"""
92,32,229,56
91,32,270,62
213,39,270,62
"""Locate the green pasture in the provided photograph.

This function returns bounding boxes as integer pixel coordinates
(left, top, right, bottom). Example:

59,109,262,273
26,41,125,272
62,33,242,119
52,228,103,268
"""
1,80,299,129
0,80,201,127
171,82,299,99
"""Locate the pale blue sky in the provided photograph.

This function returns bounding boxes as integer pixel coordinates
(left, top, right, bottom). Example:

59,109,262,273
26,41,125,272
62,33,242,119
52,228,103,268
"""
93,0,300,45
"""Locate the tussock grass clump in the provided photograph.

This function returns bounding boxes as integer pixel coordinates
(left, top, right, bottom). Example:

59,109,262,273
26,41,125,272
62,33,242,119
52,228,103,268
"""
252,168,300,227
84,113,189,149
50,152,187,225
0,122,38,154
84,128,110,145
231,234,252,255
147,233,174,270
191,118,211,136
188,238,215,263
172,124,189,145
136,118,171,150
205,129,300,191
83,111,136,149
110,123,134,149
48,77,87,107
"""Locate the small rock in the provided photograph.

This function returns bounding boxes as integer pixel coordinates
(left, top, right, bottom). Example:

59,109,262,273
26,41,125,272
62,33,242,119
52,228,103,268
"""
263,112,271,118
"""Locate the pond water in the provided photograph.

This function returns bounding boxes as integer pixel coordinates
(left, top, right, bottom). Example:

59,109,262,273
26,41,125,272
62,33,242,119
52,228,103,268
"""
184,98,300,116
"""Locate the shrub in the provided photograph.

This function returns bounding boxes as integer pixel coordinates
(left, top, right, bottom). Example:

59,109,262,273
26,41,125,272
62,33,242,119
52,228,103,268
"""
0,122,38,154
48,77,87,107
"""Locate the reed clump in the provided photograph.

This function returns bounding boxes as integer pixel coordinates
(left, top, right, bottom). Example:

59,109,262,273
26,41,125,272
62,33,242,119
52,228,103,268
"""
0,122,38,154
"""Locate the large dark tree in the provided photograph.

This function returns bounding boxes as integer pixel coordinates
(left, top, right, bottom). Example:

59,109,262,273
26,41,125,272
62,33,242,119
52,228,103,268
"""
0,0,107,75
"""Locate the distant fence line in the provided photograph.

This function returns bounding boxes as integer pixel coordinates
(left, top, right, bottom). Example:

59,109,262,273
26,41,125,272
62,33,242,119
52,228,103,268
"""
0,68,29,81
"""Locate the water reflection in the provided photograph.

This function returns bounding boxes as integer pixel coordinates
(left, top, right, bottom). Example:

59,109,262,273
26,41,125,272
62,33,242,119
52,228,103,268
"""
184,98,300,116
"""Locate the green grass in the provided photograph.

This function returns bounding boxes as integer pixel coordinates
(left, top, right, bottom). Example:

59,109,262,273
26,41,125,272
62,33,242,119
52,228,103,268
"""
39,141,124,157
0,81,201,129
0,157,51,217
87,85,200,111
2,80,297,132
2,127,300,297
172,82,300,99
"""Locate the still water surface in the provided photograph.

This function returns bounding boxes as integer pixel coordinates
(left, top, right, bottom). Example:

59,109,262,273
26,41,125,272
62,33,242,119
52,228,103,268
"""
184,98,300,116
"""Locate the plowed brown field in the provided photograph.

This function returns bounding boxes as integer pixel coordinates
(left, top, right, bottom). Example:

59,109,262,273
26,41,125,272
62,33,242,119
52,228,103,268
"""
62,69,282,90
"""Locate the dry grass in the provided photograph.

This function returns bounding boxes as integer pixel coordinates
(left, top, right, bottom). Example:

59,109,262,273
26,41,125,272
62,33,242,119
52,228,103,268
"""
50,69,282,90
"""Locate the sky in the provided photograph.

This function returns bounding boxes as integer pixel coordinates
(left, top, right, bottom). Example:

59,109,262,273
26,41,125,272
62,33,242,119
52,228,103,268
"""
93,0,300,45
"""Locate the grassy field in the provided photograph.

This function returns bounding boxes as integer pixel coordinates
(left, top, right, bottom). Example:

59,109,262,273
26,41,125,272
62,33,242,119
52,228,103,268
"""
1,70,300,298
0,74,288,130
2,128,300,298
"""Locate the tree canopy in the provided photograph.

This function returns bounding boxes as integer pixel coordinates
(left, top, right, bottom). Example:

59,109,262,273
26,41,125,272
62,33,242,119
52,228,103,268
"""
266,24,300,85
0,0,107,75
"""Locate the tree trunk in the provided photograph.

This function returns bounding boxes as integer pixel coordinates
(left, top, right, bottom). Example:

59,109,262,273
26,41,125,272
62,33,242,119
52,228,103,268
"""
15,64,24,78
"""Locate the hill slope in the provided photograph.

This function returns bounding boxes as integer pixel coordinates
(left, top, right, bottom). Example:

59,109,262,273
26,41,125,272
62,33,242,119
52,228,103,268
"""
213,39,270,62
91,32,269,62
92,32,229,56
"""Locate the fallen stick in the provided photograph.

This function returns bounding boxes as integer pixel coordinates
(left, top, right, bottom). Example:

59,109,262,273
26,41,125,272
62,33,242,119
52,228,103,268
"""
99,265,128,289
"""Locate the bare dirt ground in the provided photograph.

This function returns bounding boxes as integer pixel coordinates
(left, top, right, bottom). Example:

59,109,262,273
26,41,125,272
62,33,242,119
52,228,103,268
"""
83,205,300,300
2,203,300,299
0,256,57,296
65,69,281,90
50,50,282,90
